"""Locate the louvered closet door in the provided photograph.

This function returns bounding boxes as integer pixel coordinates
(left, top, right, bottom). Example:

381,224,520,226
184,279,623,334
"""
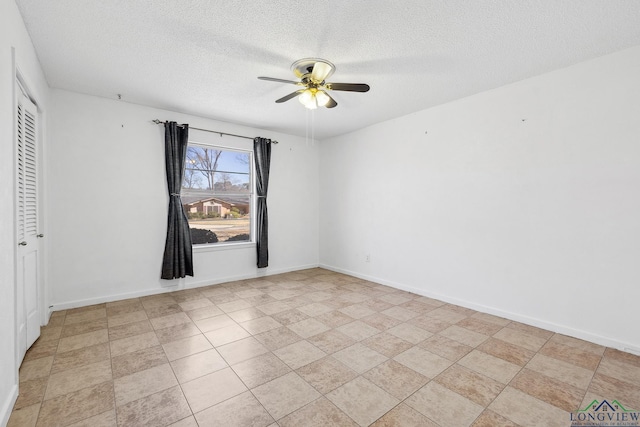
16,89,41,364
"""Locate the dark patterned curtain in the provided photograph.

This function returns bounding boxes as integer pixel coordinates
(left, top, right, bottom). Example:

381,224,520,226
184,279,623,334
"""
254,137,272,268
161,122,193,279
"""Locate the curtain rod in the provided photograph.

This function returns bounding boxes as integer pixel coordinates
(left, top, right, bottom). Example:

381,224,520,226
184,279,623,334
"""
152,120,278,144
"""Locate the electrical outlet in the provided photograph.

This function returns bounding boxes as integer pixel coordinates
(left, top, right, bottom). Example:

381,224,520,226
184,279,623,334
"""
365,254,370,263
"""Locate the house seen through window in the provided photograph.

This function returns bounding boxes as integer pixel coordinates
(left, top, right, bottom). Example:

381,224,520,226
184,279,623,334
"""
181,143,252,245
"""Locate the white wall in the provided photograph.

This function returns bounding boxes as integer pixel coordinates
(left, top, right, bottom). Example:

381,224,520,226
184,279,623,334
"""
0,0,50,424
319,46,640,353
47,90,319,308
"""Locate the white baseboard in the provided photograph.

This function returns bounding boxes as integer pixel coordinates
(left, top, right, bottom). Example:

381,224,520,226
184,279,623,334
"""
1,383,18,427
319,263,640,355
49,263,320,311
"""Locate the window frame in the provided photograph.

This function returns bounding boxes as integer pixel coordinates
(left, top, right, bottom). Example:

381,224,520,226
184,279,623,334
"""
181,141,255,250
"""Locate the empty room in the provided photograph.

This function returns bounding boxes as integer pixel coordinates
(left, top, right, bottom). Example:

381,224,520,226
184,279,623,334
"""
2,1,640,426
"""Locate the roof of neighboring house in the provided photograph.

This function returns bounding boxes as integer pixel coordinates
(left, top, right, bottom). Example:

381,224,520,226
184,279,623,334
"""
181,195,249,206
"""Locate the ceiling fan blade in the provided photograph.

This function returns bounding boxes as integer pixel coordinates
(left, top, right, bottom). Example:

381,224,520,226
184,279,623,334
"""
311,62,333,83
258,76,301,85
325,83,370,92
325,93,337,109
275,90,304,103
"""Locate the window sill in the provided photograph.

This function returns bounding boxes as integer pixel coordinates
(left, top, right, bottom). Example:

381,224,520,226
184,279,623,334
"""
192,241,255,253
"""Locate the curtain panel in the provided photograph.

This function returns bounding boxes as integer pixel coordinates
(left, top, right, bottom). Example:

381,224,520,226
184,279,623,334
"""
254,137,272,268
161,122,194,279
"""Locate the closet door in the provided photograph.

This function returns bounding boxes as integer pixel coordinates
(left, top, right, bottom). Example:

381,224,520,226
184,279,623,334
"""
16,89,41,364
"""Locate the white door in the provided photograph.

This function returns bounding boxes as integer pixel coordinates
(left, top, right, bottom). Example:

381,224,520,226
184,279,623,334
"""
16,88,41,364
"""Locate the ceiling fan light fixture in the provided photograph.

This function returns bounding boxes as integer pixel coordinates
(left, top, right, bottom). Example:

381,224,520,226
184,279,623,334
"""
315,90,330,107
298,89,316,109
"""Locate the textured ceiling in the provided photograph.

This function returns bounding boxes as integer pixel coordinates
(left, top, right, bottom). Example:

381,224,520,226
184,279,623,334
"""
15,0,640,140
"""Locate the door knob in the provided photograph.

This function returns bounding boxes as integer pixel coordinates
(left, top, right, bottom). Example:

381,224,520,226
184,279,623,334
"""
18,241,27,246
37,234,44,238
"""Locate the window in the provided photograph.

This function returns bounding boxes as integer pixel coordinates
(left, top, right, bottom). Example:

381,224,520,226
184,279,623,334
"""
181,143,252,245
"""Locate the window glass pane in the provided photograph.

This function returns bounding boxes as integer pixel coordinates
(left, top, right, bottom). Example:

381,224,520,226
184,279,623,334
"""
181,144,252,246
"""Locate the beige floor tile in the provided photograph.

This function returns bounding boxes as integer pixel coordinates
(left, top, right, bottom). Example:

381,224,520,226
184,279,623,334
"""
255,326,302,351
287,318,331,339
194,391,274,427
171,349,227,383
493,327,548,352
39,326,63,342
307,329,356,354
409,314,452,333
204,324,251,347
597,356,640,386
419,334,473,361
471,409,520,427
154,322,202,344
489,386,569,427
604,348,640,369
113,363,177,406
111,345,167,379
362,332,413,358
107,310,148,328
66,409,117,427
57,329,109,353
231,352,291,388
162,334,212,361
252,372,320,419
364,359,429,399
425,307,469,323
185,305,224,321
526,353,594,390
360,313,402,331
296,356,358,394
116,385,191,427
326,376,399,426
19,356,54,382
149,312,192,330
371,403,438,426
278,397,358,427
37,381,114,427
339,304,376,319
456,317,504,336
168,416,198,427
106,299,143,316
257,300,293,315
510,368,584,412
64,308,107,325
217,336,269,365
440,324,489,347
406,381,484,426
458,350,522,384
145,302,183,319
333,343,387,374
386,323,432,344
44,359,112,401
394,347,452,378
227,307,265,323
470,312,510,326
588,373,640,409
274,340,326,369
218,298,254,313
182,367,247,412
110,331,159,357
381,306,419,322
14,378,47,410
8,403,40,427
240,316,282,335
477,337,535,366
297,302,334,317
315,310,355,328
193,313,236,333
540,340,601,371
336,320,381,341
506,322,554,340
270,308,309,325
377,293,413,306
435,364,504,406
24,339,59,362
61,318,108,338
108,319,153,341
178,298,214,312
50,342,110,374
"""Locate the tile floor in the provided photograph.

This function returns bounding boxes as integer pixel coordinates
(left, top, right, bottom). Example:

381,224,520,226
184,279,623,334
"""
8,268,640,426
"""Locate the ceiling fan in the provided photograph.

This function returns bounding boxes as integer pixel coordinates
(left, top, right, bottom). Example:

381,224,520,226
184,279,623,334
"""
258,58,370,109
